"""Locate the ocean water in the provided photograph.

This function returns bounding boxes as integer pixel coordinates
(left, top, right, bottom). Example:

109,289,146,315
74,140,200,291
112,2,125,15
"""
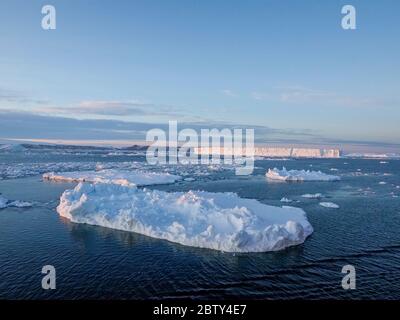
1,147,400,299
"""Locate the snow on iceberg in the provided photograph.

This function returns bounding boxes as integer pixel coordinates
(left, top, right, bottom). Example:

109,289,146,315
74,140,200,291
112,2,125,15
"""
57,183,313,252
0,194,33,209
319,202,339,209
43,169,181,186
266,167,340,182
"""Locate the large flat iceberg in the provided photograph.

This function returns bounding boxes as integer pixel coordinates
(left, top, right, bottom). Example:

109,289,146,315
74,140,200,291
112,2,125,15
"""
43,169,181,186
57,183,313,252
266,167,340,182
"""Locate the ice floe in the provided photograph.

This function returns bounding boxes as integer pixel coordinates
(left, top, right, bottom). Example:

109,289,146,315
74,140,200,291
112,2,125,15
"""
345,153,400,159
0,195,33,209
319,202,340,209
280,197,293,203
57,182,313,252
43,169,181,186
266,167,340,182
302,193,323,199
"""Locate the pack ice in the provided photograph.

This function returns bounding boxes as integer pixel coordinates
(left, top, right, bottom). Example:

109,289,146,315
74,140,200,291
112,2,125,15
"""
43,169,181,186
266,167,340,182
57,183,313,252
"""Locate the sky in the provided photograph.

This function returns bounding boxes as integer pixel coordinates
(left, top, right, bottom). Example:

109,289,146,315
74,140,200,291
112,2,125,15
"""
0,0,399,152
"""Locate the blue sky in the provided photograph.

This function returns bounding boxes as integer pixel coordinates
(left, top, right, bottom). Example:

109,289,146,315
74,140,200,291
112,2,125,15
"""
0,0,399,151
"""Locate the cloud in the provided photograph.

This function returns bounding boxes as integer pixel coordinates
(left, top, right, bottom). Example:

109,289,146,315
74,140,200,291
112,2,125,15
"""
1,110,398,152
0,109,319,143
39,100,152,116
221,89,238,98
0,87,49,105
34,99,204,120
251,86,395,108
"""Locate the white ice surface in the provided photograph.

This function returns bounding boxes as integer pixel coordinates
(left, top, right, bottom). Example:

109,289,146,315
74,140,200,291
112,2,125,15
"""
319,202,339,209
0,195,33,209
57,182,313,252
302,193,323,199
266,167,340,182
43,169,181,186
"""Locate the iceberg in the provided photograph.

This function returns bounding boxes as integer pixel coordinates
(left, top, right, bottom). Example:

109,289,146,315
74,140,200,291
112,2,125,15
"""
280,197,293,203
57,183,313,252
266,167,340,182
43,169,181,186
319,202,339,209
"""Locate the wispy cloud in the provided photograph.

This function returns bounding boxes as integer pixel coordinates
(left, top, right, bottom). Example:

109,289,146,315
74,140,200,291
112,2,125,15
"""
1,109,398,152
251,86,396,108
221,89,238,98
0,109,319,143
39,100,152,116
0,87,48,105
34,99,206,121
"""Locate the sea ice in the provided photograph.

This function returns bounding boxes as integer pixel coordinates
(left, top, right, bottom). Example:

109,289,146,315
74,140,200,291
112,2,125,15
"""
57,182,313,252
43,169,181,186
319,202,340,209
0,195,33,209
0,144,26,152
280,197,293,203
266,167,340,182
0,195,7,209
302,193,323,199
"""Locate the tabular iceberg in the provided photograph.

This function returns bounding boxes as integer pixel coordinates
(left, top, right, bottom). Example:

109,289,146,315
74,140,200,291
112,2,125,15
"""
43,169,181,186
57,183,313,252
266,167,340,182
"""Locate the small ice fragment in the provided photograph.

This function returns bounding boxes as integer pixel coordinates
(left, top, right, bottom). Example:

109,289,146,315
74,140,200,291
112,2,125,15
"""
319,202,340,209
302,193,323,199
266,167,340,182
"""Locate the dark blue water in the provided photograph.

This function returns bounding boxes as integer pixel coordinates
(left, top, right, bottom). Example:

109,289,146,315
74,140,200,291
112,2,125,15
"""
1,150,400,299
